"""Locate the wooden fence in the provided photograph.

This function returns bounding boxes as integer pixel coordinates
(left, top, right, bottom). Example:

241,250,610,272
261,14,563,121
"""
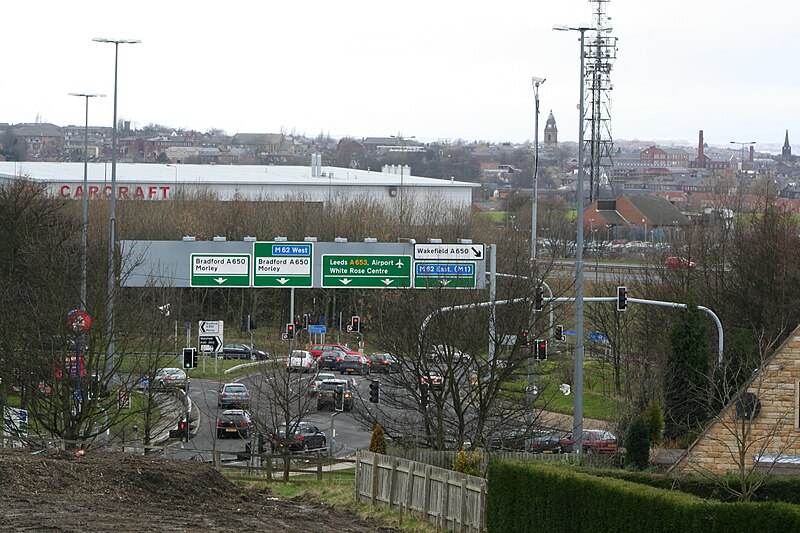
355,450,487,533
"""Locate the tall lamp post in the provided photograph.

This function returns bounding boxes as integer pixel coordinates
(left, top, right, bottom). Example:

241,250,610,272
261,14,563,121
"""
390,134,416,228
554,23,589,453
531,76,545,261
93,37,140,375
69,92,106,311
166,164,178,198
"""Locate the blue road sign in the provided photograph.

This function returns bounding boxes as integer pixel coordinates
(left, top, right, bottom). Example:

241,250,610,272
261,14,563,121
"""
564,330,577,336
589,331,607,342
308,324,327,334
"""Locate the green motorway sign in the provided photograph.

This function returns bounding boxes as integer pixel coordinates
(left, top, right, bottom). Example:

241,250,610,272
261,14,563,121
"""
253,242,313,287
190,254,251,287
322,255,411,288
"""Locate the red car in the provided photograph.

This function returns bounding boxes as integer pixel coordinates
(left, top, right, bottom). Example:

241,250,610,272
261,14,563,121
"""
664,256,696,269
558,429,618,454
308,343,361,358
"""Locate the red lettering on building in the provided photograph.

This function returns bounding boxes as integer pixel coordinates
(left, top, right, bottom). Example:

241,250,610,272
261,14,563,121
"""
60,185,71,197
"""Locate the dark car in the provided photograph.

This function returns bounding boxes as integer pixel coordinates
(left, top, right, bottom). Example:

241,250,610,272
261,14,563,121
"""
317,379,354,411
527,430,564,454
217,382,251,409
318,349,347,371
216,409,252,439
490,427,529,451
270,421,327,452
339,354,369,376
558,429,618,454
420,371,444,391
369,353,400,373
219,343,269,361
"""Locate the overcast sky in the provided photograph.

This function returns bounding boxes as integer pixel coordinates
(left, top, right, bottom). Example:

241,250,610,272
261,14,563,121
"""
3,1,797,150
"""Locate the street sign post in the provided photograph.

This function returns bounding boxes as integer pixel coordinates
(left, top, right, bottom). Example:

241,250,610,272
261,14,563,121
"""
321,254,411,288
253,242,313,287
588,331,606,342
190,254,250,287
414,262,476,288
198,320,224,369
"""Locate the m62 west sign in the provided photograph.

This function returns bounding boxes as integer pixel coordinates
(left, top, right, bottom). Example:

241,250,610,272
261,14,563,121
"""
190,254,250,287
253,242,313,287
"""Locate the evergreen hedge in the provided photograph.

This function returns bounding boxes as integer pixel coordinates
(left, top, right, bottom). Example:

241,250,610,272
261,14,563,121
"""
486,460,800,532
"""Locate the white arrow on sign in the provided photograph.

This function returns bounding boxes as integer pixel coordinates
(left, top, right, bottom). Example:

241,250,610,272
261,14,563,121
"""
381,279,394,285
340,278,352,285
439,280,451,286
276,278,289,285
213,277,227,284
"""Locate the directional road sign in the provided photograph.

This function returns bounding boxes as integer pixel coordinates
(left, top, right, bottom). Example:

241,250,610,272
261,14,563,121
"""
198,320,224,352
253,242,313,287
321,254,411,288
190,254,250,287
414,243,485,261
414,262,476,288
589,331,607,342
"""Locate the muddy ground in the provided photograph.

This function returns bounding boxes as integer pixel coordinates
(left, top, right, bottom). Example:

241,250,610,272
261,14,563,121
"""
0,449,396,532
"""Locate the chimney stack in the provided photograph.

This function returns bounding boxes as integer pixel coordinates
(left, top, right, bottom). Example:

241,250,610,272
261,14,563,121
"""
698,130,705,168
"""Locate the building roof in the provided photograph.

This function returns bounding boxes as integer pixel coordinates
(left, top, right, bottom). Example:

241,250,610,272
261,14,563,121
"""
625,195,689,226
231,133,283,146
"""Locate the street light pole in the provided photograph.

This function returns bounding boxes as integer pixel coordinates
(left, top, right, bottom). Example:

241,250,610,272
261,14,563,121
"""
69,92,106,311
554,23,589,453
93,37,140,376
166,164,178,198
531,76,545,262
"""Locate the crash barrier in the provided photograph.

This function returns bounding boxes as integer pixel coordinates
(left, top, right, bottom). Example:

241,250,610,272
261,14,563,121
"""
355,450,487,533
486,460,800,533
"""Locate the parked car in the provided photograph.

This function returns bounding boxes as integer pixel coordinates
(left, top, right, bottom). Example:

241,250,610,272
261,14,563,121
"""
420,371,444,391
558,429,618,454
316,379,354,411
217,382,251,409
270,421,327,452
339,354,370,376
153,368,188,390
308,372,337,396
369,353,400,373
318,349,347,371
216,409,252,439
490,427,529,451
527,430,564,454
219,343,269,361
308,343,361,358
428,345,471,365
664,256,696,269
286,350,317,373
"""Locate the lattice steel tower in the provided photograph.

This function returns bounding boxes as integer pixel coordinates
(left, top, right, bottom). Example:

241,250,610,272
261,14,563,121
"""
583,0,618,203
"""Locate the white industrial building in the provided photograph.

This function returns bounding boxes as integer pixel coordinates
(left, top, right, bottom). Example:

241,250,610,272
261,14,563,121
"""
0,161,477,211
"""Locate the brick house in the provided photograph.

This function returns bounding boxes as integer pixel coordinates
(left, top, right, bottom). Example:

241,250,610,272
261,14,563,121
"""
673,326,800,475
583,195,689,240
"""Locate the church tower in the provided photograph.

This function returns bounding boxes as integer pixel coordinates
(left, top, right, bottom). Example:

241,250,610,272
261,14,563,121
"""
544,111,558,151
783,130,792,158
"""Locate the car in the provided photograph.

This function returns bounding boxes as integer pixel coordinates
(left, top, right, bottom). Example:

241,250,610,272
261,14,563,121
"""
339,354,370,376
316,379,354,411
286,349,317,373
153,368,188,390
490,427,529,451
217,382,251,409
318,349,347,371
216,409,252,439
420,371,444,391
308,343,361,358
369,353,400,373
428,345,471,365
309,372,337,396
526,430,564,454
664,256,696,268
558,429,618,454
270,421,327,452
219,343,269,361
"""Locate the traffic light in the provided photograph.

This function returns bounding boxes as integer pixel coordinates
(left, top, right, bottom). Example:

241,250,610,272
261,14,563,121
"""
351,315,361,332
286,323,295,339
617,286,628,312
519,329,530,347
294,316,301,331
534,339,548,361
302,313,309,330
555,324,565,342
182,347,197,369
369,380,380,404
534,286,544,312
419,381,429,408
334,385,344,412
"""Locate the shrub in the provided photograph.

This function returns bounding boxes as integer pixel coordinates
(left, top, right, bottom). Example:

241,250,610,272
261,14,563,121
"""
368,424,386,454
625,416,651,470
452,447,483,477
643,400,664,445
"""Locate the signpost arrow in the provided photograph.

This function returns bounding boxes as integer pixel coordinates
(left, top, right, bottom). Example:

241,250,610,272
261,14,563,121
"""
340,279,352,285
213,277,227,284
276,278,289,284
381,279,393,285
